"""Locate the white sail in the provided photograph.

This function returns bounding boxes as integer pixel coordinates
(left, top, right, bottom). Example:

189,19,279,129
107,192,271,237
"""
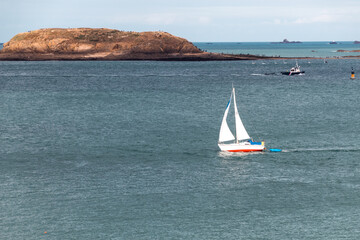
232,88,250,142
218,96,235,142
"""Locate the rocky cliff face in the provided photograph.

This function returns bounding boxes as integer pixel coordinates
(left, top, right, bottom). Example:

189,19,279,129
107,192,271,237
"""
1,28,202,55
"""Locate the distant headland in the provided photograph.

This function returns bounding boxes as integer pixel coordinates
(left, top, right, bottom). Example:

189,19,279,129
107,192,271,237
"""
0,28,273,61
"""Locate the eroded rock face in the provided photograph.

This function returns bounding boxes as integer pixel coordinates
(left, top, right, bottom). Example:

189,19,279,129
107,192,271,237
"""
2,28,202,54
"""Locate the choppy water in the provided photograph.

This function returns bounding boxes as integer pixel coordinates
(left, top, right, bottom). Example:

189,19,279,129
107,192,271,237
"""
1,59,360,239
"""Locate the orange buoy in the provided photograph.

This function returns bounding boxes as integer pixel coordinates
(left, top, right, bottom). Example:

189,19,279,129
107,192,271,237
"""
351,68,355,79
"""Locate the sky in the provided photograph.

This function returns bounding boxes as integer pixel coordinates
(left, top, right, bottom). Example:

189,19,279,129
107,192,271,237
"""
1,0,360,43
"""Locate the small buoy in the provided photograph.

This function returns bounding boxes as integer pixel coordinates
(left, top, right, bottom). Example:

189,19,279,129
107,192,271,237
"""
351,71,355,79
269,148,282,152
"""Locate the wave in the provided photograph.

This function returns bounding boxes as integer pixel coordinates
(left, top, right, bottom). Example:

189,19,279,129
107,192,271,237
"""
0,73,220,78
218,147,360,157
282,147,360,153
251,73,278,76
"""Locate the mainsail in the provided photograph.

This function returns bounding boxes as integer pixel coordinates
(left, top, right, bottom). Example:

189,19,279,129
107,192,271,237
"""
218,87,250,143
232,87,250,142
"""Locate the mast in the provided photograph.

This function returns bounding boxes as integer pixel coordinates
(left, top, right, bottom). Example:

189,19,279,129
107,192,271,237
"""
233,87,239,144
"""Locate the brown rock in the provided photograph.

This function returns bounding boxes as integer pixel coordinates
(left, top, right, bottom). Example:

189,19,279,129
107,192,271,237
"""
1,28,202,55
0,28,276,61
337,49,360,53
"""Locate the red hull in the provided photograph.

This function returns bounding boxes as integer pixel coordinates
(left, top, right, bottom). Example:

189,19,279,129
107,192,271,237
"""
227,149,264,152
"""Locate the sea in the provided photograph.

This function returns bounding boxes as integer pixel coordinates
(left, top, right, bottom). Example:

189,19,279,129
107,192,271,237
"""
1,43,360,239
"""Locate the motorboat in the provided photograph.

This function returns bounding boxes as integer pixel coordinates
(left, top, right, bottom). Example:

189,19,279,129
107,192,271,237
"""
281,62,305,75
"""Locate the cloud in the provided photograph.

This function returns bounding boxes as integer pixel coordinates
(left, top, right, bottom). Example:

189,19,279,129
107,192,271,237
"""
2,0,360,41
294,14,339,24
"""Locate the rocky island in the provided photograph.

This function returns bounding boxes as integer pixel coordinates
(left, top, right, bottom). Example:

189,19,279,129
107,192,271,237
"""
271,38,302,44
0,28,272,61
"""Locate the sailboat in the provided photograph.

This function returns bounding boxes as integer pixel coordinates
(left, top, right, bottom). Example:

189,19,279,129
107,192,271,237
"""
218,87,265,152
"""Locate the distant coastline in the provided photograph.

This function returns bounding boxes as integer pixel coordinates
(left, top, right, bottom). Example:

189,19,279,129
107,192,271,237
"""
194,41,360,59
337,49,360,53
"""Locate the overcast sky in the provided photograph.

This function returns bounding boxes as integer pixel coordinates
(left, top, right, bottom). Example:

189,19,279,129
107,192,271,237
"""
1,0,360,42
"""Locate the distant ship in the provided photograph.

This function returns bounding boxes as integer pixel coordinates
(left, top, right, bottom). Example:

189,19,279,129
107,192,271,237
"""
354,41,360,44
271,39,302,44
329,41,338,44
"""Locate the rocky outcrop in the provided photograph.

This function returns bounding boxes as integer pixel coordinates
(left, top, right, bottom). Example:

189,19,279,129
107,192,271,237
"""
271,39,302,44
0,28,274,61
337,49,360,52
1,28,201,54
